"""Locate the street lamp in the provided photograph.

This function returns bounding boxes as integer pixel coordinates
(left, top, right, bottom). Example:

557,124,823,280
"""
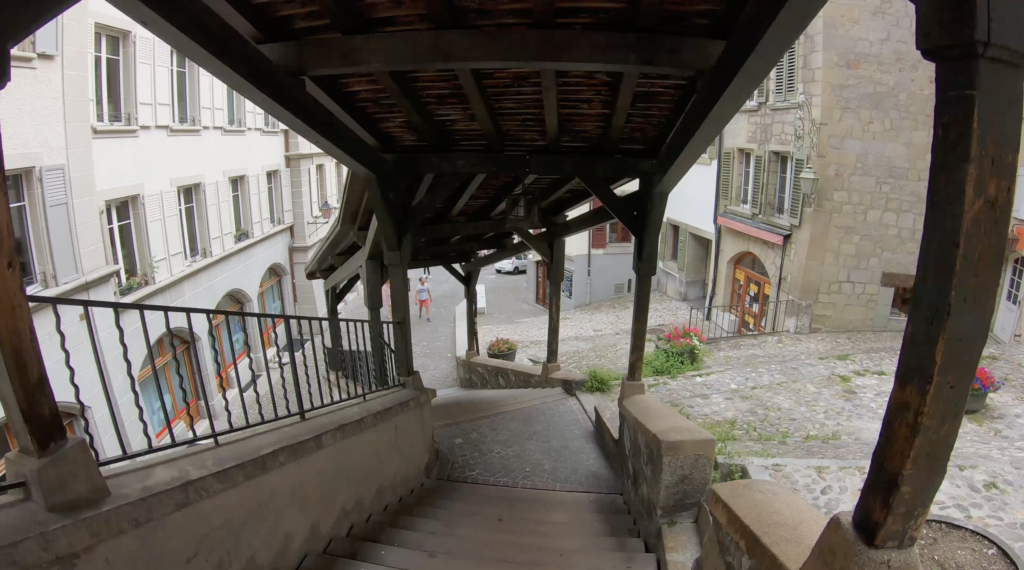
798,162,820,197
320,200,334,220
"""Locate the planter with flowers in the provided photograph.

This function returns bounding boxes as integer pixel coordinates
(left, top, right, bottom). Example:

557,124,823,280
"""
643,325,707,377
966,367,1003,414
487,337,518,362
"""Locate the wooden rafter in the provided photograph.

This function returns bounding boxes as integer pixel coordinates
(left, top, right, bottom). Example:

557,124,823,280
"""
513,229,552,263
541,69,560,151
538,176,578,207
606,72,640,154
306,78,384,149
489,175,538,218
259,30,725,77
633,0,661,31
374,71,445,147
387,153,657,178
309,0,364,36
406,175,469,230
425,0,455,28
578,175,641,234
417,236,513,258
534,0,555,25
457,70,503,151
449,174,488,218
416,219,513,240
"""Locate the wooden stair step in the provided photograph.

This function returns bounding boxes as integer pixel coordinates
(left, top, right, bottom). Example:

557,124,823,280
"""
372,527,654,568
425,480,624,507
419,494,629,516
298,553,394,570
395,514,638,538
411,505,635,528
390,516,646,552
327,537,657,570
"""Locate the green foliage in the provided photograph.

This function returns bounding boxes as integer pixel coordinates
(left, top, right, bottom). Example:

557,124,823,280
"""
980,354,1000,362
837,374,853,384
834,354,852,361
984,481,1001,493
699,419,738,442
643,344,702,377
582,369,619,393
854,369,870,377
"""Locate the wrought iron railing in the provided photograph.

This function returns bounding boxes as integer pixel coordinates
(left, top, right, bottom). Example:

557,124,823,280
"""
685,299,793,340
23,295,401,468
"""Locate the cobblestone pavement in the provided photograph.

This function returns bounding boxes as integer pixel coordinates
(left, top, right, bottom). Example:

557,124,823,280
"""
435,396,621,493
493,293,1024,554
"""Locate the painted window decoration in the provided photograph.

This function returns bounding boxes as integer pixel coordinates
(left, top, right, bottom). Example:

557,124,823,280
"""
212,295,247,390
6,173,41,291
93,30,125,124
138,334,198,439
106,198,140,288
258,270,285,347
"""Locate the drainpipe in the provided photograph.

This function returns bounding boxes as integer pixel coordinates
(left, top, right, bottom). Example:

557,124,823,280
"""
705,132,725,319
587,203,592,306
772,234,789,331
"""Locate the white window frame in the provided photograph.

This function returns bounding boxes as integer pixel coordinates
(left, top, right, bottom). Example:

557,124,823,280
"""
6,172,44,292
266,171,278,226
106,198,140,285
264,113,279,130
316,164,327,208
230,176,247,234
93,28,127,125
739,150,754,209
170,49,190,125
177,186,202,261
775,153,794,217
226,86,244,128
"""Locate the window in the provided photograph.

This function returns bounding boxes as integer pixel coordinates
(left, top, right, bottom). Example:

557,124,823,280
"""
93,30,125,124
770,153,794,217
212,296,247,388
258,270,285,347
226,86,244,128
171,50,190,125
670,225,680,261
607,221,632,244
264,113,279,130
739,150,754,208
6,173,42,291
177,186,201,261
1007,257,1024,307
138,334,198,438
316,164,327,209
230,177,246,235
14,19,58,56
773,43,798,103
106,199,140,287
266,172,277,226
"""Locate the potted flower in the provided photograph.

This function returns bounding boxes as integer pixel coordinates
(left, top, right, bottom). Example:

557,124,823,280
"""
486,337,518,362
657,325,707,366
234,230,249,243
117,273,149,297
966,367,1003,413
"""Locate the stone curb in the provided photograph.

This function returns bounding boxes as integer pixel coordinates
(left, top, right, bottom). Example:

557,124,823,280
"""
927,514,1024,570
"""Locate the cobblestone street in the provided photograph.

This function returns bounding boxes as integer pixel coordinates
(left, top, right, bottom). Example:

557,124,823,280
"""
484,291,1024,556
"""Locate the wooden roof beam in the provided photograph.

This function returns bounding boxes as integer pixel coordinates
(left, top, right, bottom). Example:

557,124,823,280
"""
534,0,555,25
415,219,513,240
539,176,578,207
606,71,640,154
309,0,365,36
541,70,560,151
387,153,657,178
374,71,446,147
449,174,488,219
457,69,503,151
578,175,641,235
417,236,513,258
406,175,470,230
484,175,537,219
259,30,725,77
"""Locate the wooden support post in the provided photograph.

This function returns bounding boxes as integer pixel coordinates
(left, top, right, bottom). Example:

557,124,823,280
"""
464,268,481,355
623,178,668,397
325,275,359,369
851,1,1024,549
545,237,566,367
385,255,415,378
362,259,387,388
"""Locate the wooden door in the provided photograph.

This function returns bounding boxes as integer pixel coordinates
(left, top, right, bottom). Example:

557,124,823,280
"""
731,266,771,334
536,261,549,308
994,256,1024,342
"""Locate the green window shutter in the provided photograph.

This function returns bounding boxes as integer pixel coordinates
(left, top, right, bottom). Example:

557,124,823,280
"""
749,150,766,214
675,227,687,272
659,222,668,261
755,77,768,103
785,43,798,101
773,56,786,101
789,153,807,225
718,148,734,211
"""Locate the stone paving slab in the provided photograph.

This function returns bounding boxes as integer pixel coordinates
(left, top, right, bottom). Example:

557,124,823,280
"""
435,397,621,494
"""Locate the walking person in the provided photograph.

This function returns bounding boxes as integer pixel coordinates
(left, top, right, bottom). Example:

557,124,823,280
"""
416,276,432,322
422,266,431,278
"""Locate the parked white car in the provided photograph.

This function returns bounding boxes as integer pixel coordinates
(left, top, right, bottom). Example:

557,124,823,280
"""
494,253,530,274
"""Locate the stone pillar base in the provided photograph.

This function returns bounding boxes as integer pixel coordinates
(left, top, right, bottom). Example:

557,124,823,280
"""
801,512,920,570
618,379,646,402
5,436,110,512
402,371,435,400
465,351,479,360
541,361,560,378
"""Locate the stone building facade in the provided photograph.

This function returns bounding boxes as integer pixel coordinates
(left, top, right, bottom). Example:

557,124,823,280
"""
710,0,935,332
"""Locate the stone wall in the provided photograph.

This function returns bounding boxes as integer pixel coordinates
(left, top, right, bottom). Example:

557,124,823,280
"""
458,356,585,390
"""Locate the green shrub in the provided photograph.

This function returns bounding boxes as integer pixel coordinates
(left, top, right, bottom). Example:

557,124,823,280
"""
582,369,619,393
643,343,703,377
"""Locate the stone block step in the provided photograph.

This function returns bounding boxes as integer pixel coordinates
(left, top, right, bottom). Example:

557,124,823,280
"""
372,527,654,567
395,514,639,539
390,516,646,552
298,553,393,570
425,480,624,507
326,537,657,570
419,493,629,516
410,505,635,530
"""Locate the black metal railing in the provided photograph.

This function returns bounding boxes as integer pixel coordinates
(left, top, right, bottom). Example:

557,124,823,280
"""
24,295,401,468
686,299,793,340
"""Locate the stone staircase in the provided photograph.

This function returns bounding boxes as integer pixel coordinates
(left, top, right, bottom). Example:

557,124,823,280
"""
299,479,656,570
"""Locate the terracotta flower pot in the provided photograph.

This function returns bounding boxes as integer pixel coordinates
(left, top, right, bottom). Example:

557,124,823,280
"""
487,349,517,362
965,392,988,414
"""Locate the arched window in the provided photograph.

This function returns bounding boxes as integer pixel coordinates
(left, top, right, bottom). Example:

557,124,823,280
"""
138,334,198,439
258,269,285,346
212,295,247,389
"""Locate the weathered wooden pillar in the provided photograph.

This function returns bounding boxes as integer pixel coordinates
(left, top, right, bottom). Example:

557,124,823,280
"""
361,259,387,388
846,0,1024,553
623,178,668,399
0,97,109,509
464,268,481,355
544,238,566,372
385,254,415,378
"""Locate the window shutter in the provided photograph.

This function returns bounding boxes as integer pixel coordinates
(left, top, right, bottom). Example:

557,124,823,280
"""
199,68,213,127
212,77,225,127
591,224,607,249
718,148,734,211
789,153,807,225
282,169,294,224
87,22,96,121
620,223,632,243
35,18,59,55
785,43,798,101
144,192,168,281
675,228,687,272
334,164,346,206
707,136,718,160
308,165,319,214
258,172,271,230
153,39,172,126
136,35,154,126
755,77,768,103
659,222,668,262
218,179,234,248
245,100,255,130
750,150,766,214
205,182,222,255
254,105,264,130
41,165,81,285
162,189,184,274
187,62,200,125
248,174,263,236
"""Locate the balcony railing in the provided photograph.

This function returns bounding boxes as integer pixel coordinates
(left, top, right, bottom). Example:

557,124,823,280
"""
685,299,794,340
23,295,401,468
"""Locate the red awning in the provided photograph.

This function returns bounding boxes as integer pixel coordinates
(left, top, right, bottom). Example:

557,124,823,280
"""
717,215,785,245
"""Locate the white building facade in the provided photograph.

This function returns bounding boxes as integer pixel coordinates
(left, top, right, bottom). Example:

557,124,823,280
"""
1,1,347,470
